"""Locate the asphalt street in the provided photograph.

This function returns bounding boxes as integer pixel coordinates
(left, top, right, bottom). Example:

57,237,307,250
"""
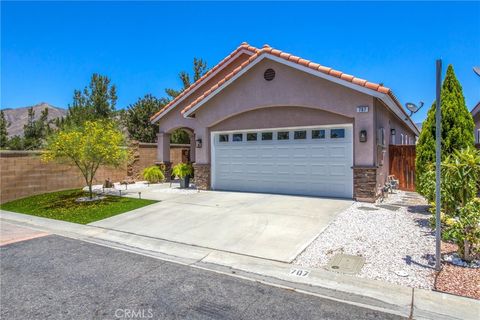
0,235,404,320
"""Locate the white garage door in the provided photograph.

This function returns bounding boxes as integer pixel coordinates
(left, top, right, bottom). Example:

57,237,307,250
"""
211,125,353,198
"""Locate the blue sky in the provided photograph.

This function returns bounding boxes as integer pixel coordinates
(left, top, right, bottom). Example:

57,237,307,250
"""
2,1,479,123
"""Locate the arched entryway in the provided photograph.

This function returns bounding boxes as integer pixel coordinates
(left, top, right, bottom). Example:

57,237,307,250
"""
156,127,196,181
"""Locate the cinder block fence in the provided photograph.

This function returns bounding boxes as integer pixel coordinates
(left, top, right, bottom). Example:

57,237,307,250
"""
0,143,189,204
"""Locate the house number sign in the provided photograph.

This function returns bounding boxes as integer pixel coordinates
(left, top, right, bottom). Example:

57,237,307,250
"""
356,106,369,113
289,268,310,277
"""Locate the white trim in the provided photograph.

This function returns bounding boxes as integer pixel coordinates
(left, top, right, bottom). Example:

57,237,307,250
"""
182,53,420,136
210,123,353,134
151,49,254,123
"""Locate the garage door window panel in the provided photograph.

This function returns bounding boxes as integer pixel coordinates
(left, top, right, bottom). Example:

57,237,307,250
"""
312,130,326,139
262,132,273,141
247,133,257,141
233,133,243,142
331,129,345,139
294,130,307,140
219,134,229,142
277,131,290,140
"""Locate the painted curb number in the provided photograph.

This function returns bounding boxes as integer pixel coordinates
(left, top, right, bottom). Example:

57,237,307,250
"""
289,268,310,278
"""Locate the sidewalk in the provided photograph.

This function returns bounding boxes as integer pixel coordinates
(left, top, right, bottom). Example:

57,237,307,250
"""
1,210,479,320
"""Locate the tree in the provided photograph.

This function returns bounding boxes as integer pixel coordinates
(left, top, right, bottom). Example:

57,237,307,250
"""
23,107,52,150
163,58,207,144
170,129,190,144
122,94,167,143
416,64,475,195
0,110,9,149
64,74,117,127
165,57,207,100
42,120,129,198
7,136,24,150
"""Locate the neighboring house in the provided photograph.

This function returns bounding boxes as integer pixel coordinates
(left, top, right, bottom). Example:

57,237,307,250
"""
472,102,480,146
151,42,419,202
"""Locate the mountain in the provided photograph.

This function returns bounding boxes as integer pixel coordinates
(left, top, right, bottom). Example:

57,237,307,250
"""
1,102,67,137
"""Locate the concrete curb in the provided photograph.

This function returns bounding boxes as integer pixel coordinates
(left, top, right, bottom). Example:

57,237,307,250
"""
2,210,479,320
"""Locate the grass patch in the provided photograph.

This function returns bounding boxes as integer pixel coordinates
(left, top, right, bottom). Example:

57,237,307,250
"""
0,189,157,224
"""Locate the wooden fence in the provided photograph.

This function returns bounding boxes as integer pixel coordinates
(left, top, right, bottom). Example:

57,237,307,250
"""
389,145,416,191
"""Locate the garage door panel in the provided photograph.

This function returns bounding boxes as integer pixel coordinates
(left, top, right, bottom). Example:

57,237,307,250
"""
213,126,353,198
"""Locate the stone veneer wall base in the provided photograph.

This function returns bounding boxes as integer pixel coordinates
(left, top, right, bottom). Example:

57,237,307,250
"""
353,166,378,203
193,163,211,190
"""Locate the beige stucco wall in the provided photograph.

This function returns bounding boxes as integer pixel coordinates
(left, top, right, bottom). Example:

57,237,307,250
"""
374,98,416,188
158,59,378,165
156,57,418,191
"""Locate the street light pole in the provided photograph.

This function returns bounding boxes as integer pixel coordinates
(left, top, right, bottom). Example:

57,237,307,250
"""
435,59,442,271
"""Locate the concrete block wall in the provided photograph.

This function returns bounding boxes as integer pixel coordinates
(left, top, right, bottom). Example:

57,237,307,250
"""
0,144,189,204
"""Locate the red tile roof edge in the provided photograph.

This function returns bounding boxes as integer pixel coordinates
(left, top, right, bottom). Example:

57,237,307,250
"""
150,42,259,121
181,44,398,116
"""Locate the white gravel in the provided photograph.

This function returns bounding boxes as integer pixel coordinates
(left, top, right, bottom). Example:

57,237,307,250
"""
294,191,436,289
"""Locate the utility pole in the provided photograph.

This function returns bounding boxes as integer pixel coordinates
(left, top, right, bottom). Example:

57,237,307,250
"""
435,59,442,271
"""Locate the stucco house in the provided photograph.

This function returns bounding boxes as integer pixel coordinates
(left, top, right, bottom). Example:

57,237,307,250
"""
472,102,480,145
151,42,419,202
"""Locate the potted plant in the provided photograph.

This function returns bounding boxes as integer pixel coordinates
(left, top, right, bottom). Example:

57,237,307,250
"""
172,162,193,188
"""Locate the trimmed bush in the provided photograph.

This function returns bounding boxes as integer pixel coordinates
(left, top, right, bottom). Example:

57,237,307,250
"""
142,165,165,183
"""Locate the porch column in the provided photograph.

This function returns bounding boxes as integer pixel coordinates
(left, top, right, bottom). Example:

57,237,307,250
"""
189,132,196,163
156,132,172,181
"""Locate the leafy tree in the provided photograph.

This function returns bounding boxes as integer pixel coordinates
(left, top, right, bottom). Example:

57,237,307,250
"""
122,94,167,143
165,57,207,100
170,129,190,144
42,120,129,198
64,74,117,127
0,110,9,149
163,58,207,144
23,107,52,150
7,136,24,150
416,65,475,195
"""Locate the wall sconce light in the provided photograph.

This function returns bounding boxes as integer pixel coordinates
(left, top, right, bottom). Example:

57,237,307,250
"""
359,130,367,142
196,138,202,148
390,129,396,135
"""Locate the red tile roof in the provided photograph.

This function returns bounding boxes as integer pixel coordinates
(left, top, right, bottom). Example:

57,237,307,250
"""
151,42,417,134
150,43,259,121
180,43,396,115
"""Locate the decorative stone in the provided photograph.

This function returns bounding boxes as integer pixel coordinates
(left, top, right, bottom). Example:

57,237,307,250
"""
193,163,211,190
353,166,378,202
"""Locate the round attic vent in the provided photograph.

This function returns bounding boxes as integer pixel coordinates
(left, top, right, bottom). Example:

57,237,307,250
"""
264,68,276,81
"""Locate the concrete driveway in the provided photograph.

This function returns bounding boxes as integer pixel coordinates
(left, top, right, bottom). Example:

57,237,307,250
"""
91,186,352,262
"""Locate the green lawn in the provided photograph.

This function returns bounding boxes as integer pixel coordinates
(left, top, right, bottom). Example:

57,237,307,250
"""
0,189,157,224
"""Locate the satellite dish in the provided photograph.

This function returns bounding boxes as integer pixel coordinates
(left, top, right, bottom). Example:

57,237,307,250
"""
474,66,480,77
405,101,425,116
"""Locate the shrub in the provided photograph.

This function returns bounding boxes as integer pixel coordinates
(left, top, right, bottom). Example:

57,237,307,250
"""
142,166,165,183
416,65,475,195
428,147,480,261
172,163,193,179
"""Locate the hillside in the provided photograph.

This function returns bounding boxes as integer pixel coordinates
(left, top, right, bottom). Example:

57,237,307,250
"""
2,102,67,136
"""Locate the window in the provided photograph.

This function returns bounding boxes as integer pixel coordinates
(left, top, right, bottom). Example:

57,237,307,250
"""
262,132,273,140
219,134,229,142
477,129,480,144
247,133,257,141
232,133,243,142
312,129,325,139
294,130,307,140
277,131,289,140
331,129,345,139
